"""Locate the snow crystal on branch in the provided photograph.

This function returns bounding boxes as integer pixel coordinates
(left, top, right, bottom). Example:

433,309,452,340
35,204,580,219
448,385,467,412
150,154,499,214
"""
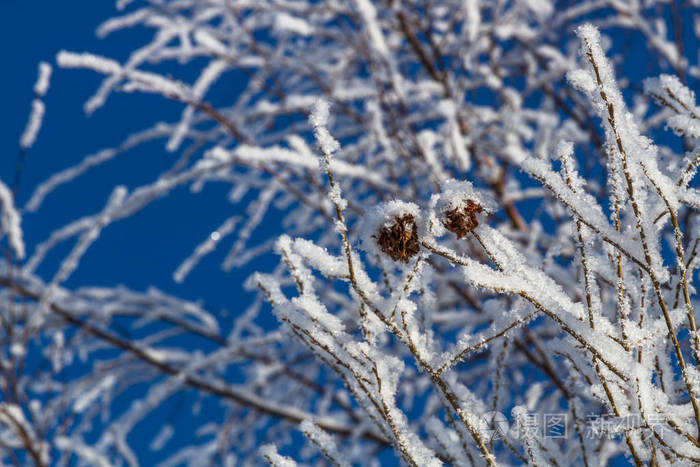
193,29,229,56
563,24,674,283
309,99,347,215
645,74,700,138
55,437,110,467
286,237,349,279
20,62,53,150
34,62,52,97
300,420,350,467
20,99,45,150
259,444,297,466
354,0,390,59
0,179,25,259
644,74,697,116
51,186,128,286
438,100,471,171
73,375,116,413
96,8,151,38
57,51,188,114
173,215,239,283
57,51,122,78
309,99,340,160
167,59,228,152
274,13,314,37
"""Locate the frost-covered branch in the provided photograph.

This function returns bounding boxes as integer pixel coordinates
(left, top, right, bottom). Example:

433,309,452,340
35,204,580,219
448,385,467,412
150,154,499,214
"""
7,1,700,464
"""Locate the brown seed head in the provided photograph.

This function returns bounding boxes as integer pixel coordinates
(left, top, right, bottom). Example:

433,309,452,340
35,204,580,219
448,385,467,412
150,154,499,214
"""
375,214,420,263
443,200,483,239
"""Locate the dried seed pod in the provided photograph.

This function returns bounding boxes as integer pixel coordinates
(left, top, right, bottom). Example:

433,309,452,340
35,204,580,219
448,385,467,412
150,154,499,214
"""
443,199,482,239
375,214,420,263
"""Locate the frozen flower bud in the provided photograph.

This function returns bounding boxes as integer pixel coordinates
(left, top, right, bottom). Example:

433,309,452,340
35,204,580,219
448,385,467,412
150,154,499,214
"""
443,199,483,239
430,179,494,237
375,213,420,263
360,200,422,263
